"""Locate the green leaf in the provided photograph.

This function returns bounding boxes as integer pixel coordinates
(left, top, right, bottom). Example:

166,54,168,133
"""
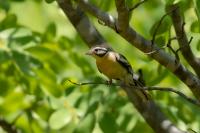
0,14,17,31
148,64,168,86
42,23,56,42
195,0,200,21
34,102,53,121
99,112,118,133
119,113,134,132
73,113,96,133
47,52,68,73
45,0,55,4
0,0,10,11
58,36,73,50
11,50,43,76
190,21,199,33
64,86,75,96
10,0,25,2
11,35,37,45
26,46,54,60
166,0,175,5
86,101,99,114
71,54,95,77
155,36,166,47
49,108,72,130
74,96,84,108
0,49,11,63
36,68,62,97
0,90,25,114
30,119,44,133
195,0,200,8
34,0,42,3
99,0,114,11
85,91,102,114
150,17,171,36
196,40,200,51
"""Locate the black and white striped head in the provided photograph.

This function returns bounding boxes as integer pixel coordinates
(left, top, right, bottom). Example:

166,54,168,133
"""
86,46,111,58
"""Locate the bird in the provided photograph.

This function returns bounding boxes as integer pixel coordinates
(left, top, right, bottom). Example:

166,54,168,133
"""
85,45,149,100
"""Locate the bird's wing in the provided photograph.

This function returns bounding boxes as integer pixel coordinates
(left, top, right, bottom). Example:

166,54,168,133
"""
97,66,102,73
116,53,133,75
116,53,149,100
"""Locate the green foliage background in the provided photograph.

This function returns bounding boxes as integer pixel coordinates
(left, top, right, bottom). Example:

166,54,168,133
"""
0,0,200,132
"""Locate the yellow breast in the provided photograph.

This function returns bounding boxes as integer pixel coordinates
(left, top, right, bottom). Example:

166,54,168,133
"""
96,52,127,80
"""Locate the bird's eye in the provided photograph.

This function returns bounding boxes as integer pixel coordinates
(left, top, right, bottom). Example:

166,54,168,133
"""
94,49,98,52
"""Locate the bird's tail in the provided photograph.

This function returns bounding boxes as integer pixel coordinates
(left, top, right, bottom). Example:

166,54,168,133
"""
133,78,150,101
125,73,150,101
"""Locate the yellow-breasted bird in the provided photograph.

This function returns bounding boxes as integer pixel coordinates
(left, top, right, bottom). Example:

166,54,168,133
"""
86,45,149,100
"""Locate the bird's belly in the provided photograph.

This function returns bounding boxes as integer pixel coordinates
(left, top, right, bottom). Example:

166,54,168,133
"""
96,60,127,80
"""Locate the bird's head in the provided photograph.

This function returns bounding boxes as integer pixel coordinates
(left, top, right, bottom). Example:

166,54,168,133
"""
86,46,111,59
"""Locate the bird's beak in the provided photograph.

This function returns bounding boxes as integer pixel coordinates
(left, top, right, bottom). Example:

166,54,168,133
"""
85,50,93,55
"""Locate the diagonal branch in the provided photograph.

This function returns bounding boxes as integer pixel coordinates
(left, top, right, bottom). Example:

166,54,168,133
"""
56,0,186,132
168,4,200,77
57,0,105,47
77,0,116,29
76,0,200,101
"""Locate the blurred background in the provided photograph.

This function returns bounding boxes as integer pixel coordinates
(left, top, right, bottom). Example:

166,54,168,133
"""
0,0,200,132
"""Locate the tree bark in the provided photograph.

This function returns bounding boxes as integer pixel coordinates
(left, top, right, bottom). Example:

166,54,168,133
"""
56,0,187,132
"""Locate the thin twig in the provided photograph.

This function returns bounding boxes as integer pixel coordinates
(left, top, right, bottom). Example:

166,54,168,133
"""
145,46,166,55
148,7,178,56
187,128,198,133
66,79,119,86
129,0,147,12
66,79,200,107
188,36,193,45
142,87,200,106
145,37,177,55
166,38,180,61
167,36,193,62
151,6,178,46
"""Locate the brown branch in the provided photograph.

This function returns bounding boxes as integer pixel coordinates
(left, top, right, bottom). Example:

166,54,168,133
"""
168,4,200,77
0,118,18,133
176,36,193,53
144,46,166,55
57,0,106,47
115,0,129,32
76,0,200,101
66,80,200,107
146,37,180,63
56,0,186,132
77,0,116,29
